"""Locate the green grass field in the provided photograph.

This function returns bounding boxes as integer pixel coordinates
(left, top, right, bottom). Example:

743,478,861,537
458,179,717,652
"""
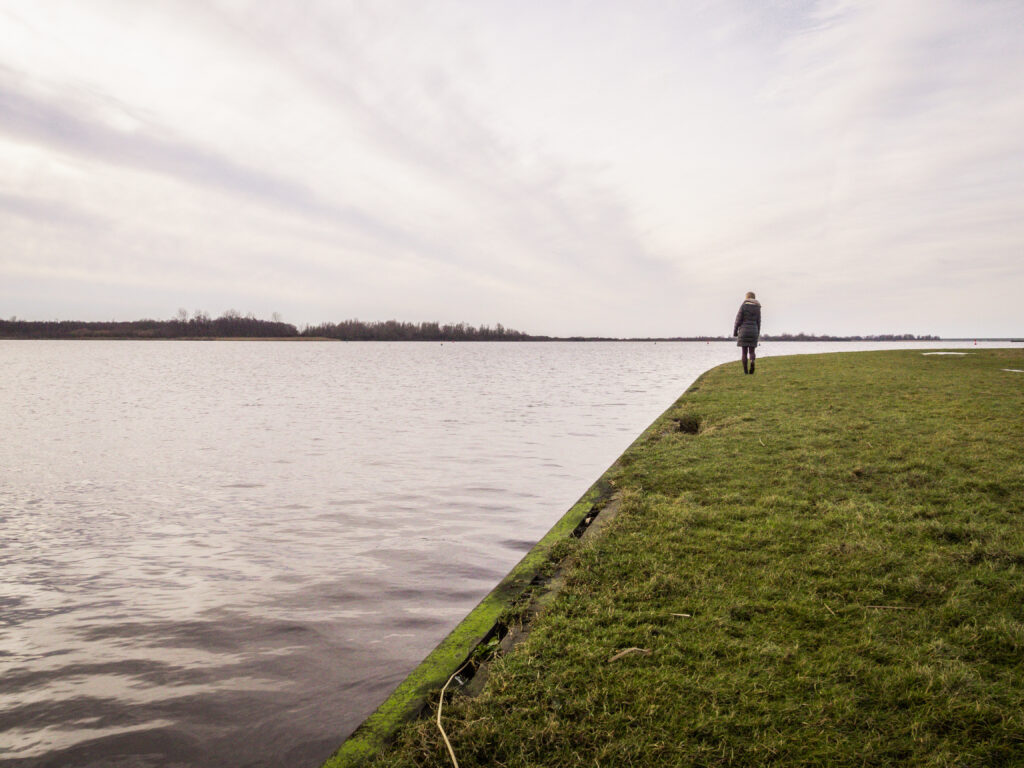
352,349,1024,767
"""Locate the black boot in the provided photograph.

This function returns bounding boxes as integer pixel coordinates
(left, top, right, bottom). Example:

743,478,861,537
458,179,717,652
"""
750,361,755,375
742,360,748,374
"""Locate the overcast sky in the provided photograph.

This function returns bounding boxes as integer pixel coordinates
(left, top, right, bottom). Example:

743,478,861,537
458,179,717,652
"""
2,1,1022,337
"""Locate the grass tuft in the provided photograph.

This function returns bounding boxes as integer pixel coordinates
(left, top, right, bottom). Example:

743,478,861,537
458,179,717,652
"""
674,413,703,434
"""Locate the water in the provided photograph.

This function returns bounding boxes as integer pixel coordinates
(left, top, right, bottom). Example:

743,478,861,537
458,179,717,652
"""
0,339,1008,767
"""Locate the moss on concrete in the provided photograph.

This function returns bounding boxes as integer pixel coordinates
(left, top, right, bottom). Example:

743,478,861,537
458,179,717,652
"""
321,481,614,767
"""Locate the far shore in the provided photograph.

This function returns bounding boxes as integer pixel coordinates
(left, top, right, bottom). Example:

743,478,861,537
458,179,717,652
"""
4,335,1016,342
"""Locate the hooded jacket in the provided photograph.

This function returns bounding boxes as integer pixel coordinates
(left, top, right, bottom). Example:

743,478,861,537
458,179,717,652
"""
733,299,761,347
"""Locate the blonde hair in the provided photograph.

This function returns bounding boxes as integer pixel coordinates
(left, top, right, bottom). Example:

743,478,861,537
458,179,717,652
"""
745,291,756,299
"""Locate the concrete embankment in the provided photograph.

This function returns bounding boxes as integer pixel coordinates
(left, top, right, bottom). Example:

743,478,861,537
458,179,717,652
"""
324,349,1024,768
322,423,635,766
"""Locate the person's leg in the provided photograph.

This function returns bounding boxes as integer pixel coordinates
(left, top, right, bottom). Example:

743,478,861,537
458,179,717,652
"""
749,347,756,374
741,346,749,374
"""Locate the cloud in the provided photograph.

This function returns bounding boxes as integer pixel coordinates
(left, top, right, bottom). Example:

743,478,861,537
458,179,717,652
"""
197,2,671,284
0,189,107,228
0,78,405,237
0,0,1022,336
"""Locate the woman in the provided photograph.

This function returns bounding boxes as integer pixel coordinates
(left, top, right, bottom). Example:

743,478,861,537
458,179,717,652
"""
733,291,761,374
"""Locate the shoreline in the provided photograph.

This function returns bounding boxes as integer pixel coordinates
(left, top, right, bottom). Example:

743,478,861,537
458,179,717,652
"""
319,360,731,767
321,458,627,766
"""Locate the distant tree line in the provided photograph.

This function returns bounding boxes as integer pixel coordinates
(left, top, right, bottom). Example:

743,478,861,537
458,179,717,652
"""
543,333,942,342
0,312,940,342
0,309,297,339
0,312,530,341
547,333,942,342
761,333,940,341
300,319,530,341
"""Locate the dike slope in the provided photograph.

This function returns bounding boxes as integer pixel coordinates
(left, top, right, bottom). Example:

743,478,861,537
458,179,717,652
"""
326,349,1024,768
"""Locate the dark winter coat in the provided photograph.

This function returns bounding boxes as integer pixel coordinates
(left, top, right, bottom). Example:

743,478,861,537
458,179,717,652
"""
733,299,761,347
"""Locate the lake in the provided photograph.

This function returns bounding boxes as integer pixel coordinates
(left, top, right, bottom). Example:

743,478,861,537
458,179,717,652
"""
0,339,1007,767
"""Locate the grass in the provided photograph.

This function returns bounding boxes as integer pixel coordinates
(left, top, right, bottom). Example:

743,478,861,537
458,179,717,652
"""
351,349,1024,767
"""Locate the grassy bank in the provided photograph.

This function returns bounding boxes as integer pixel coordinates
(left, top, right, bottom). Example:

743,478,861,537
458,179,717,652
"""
338,349,1024,767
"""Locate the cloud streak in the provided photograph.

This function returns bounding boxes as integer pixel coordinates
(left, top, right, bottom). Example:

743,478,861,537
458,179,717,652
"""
0,78,411,241
0,189,106,228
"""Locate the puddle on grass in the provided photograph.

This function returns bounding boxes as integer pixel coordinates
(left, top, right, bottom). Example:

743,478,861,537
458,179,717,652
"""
1002,368,1024,373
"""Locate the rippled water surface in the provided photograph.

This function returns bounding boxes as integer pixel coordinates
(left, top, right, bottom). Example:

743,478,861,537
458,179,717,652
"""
0,340,1005,767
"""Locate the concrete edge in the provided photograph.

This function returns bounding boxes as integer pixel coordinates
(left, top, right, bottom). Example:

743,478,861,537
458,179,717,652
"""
320,365,719,767
320,487,607,767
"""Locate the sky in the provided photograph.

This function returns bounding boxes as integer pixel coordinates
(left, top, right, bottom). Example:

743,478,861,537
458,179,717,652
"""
1,1,1022,338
